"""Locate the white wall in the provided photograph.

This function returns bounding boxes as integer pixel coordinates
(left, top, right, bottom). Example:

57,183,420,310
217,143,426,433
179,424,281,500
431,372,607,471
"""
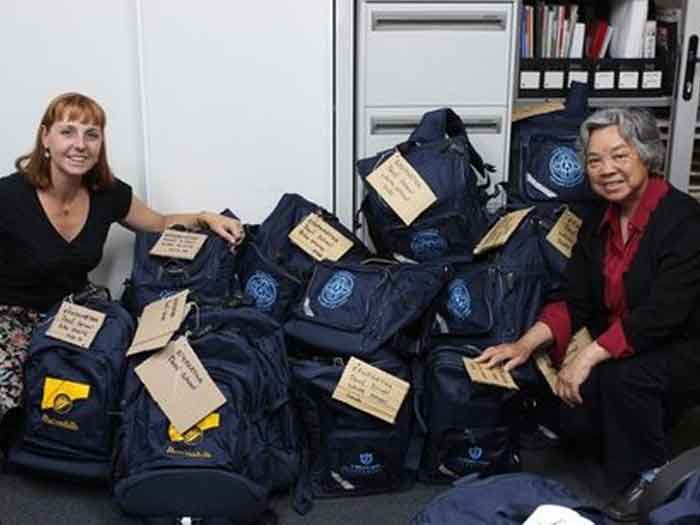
0,1,145,296
0,0,336,298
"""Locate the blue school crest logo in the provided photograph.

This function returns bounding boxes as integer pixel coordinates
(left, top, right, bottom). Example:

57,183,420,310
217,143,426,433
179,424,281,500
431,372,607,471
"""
245,271,278,311
318,271,355,309
360,453,374,466
549,147,583,188
410,229,448,260
447,279,472,320
468,447,483,461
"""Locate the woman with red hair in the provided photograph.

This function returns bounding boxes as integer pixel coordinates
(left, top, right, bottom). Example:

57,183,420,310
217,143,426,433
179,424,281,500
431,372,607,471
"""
0,92,244,430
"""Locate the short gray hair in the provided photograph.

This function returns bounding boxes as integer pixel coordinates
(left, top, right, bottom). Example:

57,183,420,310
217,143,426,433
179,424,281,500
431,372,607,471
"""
577,108,665,175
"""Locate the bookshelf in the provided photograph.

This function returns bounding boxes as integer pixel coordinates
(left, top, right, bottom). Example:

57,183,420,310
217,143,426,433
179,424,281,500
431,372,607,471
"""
514,0,700,194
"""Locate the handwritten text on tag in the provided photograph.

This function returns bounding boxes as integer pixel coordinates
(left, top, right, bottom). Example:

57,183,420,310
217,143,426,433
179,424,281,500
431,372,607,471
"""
128,290,190,355
546,208,583,259
332,357,410,424
288,213,353,262
135,337,226,434
463,357,519,390
473,208,534,255
149,229,208,260
46,302,106,349
366,151,437,226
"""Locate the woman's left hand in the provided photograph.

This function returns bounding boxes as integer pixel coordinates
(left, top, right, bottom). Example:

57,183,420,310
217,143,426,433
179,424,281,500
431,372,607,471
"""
555,341,610,406
198,212,245,246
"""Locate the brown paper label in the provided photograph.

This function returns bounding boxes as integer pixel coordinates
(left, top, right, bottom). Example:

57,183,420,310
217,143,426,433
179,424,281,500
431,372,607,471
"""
288,213,353,262
512,101,566,122
366,151,437,226
45,302,106,349
562,327,594,369
135,337,226,434
332,357,410,424
149,229,208,260
128,291,190,355
546,209,583,259
473,207,534,255
534,350,559,394
463,357,519,390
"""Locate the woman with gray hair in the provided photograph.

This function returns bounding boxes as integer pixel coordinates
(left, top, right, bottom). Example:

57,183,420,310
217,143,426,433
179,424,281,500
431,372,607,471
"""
477,107,700,522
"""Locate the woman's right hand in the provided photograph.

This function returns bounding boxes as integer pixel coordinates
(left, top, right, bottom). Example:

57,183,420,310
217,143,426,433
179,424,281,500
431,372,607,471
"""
473,340,533,372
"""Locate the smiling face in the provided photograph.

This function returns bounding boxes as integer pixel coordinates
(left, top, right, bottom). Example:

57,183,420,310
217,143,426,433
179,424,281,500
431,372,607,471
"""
42,117,103,181
585,125,650,212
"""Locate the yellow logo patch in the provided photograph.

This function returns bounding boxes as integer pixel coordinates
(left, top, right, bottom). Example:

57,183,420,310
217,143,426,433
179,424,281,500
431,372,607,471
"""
168,413,220,446
41,377,90,414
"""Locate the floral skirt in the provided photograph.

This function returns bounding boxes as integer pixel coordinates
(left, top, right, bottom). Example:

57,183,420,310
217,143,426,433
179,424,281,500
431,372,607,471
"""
0,305,41,423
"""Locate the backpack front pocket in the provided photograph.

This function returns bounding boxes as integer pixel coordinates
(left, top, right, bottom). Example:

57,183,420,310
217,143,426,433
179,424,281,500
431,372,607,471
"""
320,430,406,495
24,348,112,458
432,265,496,337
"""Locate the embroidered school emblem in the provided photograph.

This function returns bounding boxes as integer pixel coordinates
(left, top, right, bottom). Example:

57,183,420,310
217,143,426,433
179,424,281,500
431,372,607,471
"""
318,271,355,309
447,279,472,320
549,146,583,188
245,271,278,311
468,446,483,460
410,229,448,260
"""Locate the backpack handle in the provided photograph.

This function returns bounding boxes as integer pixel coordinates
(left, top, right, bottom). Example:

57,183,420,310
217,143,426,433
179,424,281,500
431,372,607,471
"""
409,108,466,143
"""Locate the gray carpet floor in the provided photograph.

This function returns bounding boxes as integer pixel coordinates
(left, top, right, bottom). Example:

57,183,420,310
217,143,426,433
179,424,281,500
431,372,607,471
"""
1,407,697,525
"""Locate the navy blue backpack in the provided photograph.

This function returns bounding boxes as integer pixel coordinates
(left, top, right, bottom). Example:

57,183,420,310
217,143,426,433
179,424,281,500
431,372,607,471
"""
411,473,604,524
508,82,599,207
648,471,700,524
122,210,238,317
420,343,520,483
8,285,134,482
236,194,371,321
113,306,301,523
284,259,451,359
430,209,566,368
356,108,493,261
640,446,700,525
291,349,418,511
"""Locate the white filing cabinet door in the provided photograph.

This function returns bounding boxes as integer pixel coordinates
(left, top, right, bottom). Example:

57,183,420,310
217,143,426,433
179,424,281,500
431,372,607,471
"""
360,107,508,186
140,1,334,223
361,2,513,107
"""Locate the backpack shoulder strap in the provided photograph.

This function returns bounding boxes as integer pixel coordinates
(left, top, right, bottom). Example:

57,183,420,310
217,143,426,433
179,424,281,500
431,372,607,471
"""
639,446,700,524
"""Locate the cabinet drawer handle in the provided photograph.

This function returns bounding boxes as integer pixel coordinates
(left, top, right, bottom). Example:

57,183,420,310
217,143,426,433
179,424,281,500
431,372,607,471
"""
371,11,507,32
371,117,502,136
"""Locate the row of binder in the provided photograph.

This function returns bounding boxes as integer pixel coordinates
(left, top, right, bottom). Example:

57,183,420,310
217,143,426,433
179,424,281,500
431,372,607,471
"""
518,57,673,98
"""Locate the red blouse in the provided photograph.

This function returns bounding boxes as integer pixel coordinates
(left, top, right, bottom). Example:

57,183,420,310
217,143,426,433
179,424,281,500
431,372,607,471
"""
539,177,669,366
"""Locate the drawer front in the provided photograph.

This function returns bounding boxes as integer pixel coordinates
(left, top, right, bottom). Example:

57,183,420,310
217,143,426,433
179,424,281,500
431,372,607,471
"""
362,3,513,107
360,106,508,185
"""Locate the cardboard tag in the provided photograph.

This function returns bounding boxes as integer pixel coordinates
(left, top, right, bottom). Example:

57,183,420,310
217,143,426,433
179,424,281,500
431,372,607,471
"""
473,207,534,255
512,101,565,122
562,327,593,369
463,357,519,390
149,229,208,260
45,302,106,349
332,356,410,424
135,337,226,434
128,290,190,355
546,208,583,258
288,213,354,262
366,151,437,226
534,350,559,394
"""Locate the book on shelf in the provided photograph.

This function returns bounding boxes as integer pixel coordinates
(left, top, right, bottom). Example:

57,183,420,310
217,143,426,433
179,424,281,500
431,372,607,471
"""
643,20,657,59
609,0,648,58
587,19,610,59
599,25,615,59
569,22,586,59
